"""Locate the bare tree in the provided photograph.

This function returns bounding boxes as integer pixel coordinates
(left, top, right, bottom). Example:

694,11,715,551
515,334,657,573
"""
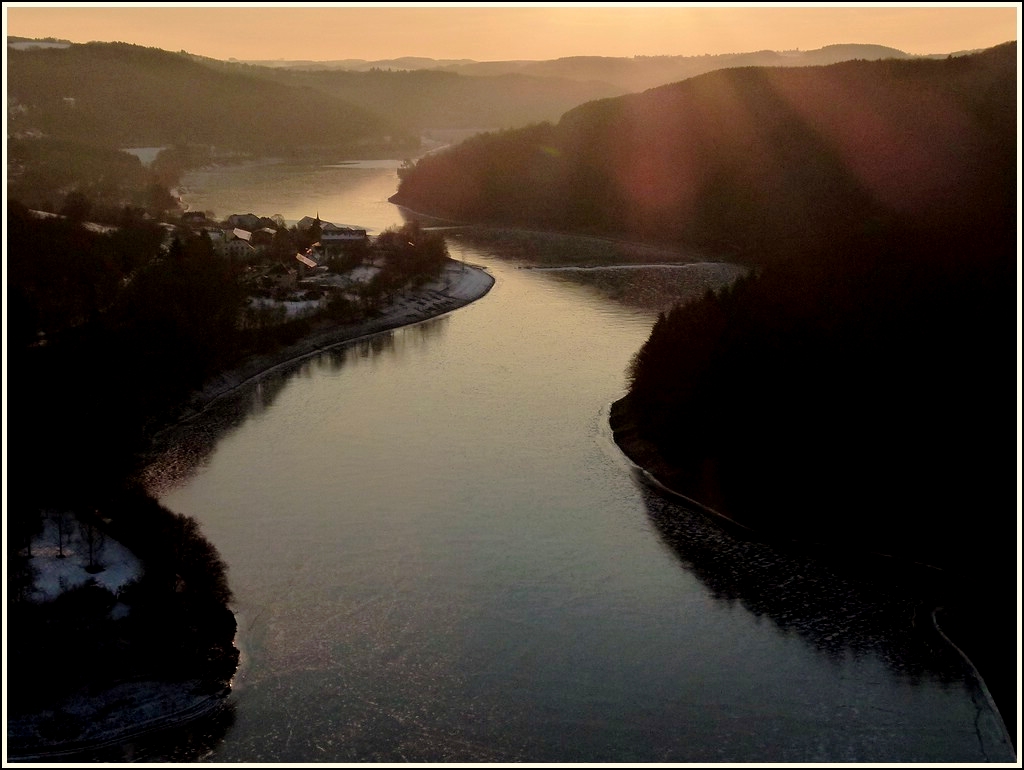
78,512,106,574
10,508,42,558
53,510,73,559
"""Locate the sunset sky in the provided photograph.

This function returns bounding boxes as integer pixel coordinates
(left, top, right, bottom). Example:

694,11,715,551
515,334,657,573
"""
3,3,1019,62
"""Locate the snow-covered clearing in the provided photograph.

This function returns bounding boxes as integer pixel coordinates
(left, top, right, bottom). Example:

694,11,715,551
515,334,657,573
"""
27,513,143,604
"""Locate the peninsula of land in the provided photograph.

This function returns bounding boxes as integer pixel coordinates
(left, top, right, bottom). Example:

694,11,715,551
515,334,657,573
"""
185,258,493,417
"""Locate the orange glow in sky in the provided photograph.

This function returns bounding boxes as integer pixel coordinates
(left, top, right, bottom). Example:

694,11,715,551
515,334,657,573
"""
3,4,1019,62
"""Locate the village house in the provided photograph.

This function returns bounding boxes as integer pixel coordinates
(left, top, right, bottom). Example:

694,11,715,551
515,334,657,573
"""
250,227,278,253
203,227,228,253
320,223,368,256
225,229,255,260
180,211,210,226
226,213,262,231
295,215,327,232
315,221,369,257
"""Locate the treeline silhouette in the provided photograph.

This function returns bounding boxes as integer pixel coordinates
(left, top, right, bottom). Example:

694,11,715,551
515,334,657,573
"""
7,138,179,217
601,45,1017,569
8,202,246,486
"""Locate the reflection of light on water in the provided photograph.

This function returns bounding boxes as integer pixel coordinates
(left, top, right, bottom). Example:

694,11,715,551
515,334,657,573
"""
140,317,451,498
178,162,408,232
322,159,405,170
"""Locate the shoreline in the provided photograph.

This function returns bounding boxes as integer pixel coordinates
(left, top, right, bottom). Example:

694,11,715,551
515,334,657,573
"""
5,680,231,763
5,260,494,764
391,201,731,265
176,258,494,421
608,395,1016,757
609,396,943,567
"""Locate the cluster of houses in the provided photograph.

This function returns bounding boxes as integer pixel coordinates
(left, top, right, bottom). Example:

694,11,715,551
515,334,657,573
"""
177,210,368,268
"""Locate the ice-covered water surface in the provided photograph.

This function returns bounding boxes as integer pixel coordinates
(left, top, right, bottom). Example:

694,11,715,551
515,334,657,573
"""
137,163,1014,763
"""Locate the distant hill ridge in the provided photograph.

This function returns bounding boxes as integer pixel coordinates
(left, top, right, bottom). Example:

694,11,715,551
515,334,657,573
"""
7,38,971,149
5,39,624,144
5,41,403,154
239,44,924,92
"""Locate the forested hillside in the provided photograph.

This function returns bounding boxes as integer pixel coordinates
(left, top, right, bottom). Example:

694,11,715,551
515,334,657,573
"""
9,39,923,154
609,44,1015,556
5,40,628,156
387,40,1017,560
209,62,627,131
6,42,408,155
390,42,1016,263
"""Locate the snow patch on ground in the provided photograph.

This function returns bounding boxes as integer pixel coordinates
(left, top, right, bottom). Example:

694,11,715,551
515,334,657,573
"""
249,297,325,319
28,210,119,234
302,265,381,288
344,264,382,284
28,514,143,603
441,260,495,301
6,678,226,762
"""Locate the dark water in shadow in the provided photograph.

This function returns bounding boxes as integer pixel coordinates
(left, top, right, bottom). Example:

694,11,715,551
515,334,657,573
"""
634,472,963,683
